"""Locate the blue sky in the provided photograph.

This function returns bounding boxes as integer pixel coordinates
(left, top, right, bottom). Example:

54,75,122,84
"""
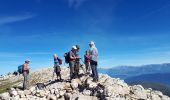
0,0,170,74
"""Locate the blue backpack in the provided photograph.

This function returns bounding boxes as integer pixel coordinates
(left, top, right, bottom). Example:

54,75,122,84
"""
18,65,23,74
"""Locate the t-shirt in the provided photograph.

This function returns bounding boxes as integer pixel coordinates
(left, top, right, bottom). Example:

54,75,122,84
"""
69,50,76,61
23,63,29,71
84,55,90,62
89,46,98,62
54,57,60,66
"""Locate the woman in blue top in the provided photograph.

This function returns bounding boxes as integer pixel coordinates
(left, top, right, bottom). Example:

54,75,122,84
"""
54,54,62,81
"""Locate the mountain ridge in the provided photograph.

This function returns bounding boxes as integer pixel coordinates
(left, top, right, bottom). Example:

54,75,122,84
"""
0,67,170,100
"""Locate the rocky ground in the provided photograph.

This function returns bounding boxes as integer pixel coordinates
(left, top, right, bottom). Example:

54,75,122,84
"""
0,67,170,100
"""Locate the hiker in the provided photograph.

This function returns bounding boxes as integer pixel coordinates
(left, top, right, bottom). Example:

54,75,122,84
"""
84,50,91,74
23,59,30,90
89,41,99,82
74,45,81,78
53,54,62,81
69,46,78,79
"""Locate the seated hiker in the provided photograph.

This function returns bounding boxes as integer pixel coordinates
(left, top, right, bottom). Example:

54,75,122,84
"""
23,59,30,90
84,50,91,74
53,54,62,81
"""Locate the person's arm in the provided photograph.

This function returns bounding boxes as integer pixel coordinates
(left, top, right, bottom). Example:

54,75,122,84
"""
91,48,98,59
69,52,76,60
23,64,28,71
23,64,26,71
84,55,86,63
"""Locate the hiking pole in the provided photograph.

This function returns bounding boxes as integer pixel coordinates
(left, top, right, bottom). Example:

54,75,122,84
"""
80,59,85,65
79,58,86,73
52,67,55,81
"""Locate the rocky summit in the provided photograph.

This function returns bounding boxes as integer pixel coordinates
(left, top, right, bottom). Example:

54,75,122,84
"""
0,67,170,100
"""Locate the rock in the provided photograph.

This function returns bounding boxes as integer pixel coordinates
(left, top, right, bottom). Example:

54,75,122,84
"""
64,93,71,100
77,95,98,100
47,94,57,100
151,93,161,100
11,95,20,100
71,79,79,90
83,89,91,96
59,90,66,96
79,75,87,83
24,90,31,95
39,90,46,98
130,85,147,100
50,88,55,94
89,82,97,89
104,85,115,97
9,89,18,96
0,92,10,100
29,86,36,92
17,91,25,98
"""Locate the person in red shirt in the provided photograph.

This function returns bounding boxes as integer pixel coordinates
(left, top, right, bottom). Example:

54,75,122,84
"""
84,50,91,74
23,59,30,90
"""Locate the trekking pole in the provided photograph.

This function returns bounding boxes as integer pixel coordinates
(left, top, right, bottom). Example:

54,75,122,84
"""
80,59,85,65
52,67,55,81
79,58,86,73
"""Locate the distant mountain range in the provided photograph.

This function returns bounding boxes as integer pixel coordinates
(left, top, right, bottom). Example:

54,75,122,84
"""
98,63,170,79
98,63,170,86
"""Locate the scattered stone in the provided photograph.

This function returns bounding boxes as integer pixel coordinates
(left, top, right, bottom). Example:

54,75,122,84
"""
0,92,10,100
0,68,170,100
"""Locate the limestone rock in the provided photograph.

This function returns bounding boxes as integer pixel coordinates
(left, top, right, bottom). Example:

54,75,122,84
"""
0,92,10,100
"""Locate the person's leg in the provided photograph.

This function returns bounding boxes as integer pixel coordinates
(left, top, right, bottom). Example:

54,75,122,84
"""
23,72,26,90
90,61,95,77
85,62,88,73
87,62,91,73
59,72,62,80
75,61,79,77
69,61,74,79
23,72,28,90
94,64,99,81
91,65,95,79
27,73,29,88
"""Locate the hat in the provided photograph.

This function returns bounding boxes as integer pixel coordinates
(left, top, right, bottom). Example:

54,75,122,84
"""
89,41,95,45
72,46,77,50
53,54,57,57
25,59,30,62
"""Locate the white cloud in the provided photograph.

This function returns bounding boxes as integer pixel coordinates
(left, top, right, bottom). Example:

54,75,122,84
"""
0,14,35,25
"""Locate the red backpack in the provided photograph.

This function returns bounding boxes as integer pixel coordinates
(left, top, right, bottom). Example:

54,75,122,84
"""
58,58,62,65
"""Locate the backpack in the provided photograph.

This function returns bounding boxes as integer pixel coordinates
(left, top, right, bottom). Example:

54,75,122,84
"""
58,58,62,65
64,52,70,64
18,65,23,74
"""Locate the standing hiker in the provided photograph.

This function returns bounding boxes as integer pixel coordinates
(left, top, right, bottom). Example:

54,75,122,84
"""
84,50,91,74
74,45,81,78
53,54,62,81
69,46,77,79
23,59,30,90
89,41,99,82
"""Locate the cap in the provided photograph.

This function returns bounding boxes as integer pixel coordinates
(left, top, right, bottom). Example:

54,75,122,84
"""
25,59,30,62
72,46,77,50
53,54,57,57
89,41,95,45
